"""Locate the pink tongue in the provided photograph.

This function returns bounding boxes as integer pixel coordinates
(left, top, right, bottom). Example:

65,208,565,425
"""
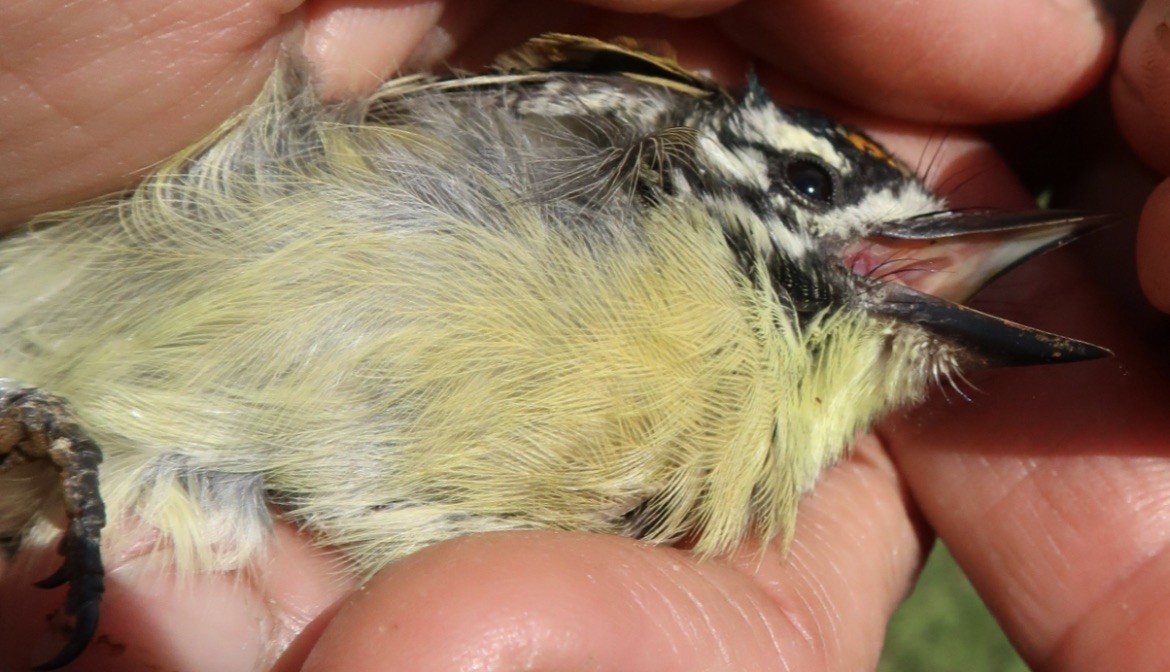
842,239,951,295
841,226,1074,303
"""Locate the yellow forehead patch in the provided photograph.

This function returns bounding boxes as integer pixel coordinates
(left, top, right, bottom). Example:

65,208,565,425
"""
844,131,909,175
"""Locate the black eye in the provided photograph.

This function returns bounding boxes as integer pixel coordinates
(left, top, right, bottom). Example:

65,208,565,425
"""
782,156,837,207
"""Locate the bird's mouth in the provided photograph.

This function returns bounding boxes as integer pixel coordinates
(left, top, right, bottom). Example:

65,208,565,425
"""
844,210,1112,367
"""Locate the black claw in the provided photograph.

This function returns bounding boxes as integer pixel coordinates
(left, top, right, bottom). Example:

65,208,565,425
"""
33,530,106,669
30,528,105,670
32,599,101,671
0,387,107,670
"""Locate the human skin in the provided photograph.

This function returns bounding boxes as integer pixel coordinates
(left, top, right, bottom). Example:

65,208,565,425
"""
5,1,1168,671
1116,0,1170,312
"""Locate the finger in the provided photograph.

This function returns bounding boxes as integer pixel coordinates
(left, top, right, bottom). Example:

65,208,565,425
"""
1136,178,1170,311
1114,0,1170,310
302,0,498,99
302,436,925,672
1113,0,1170,174
0,0,316,229
0,522,353,671
571,0,742,18
725,434,933,672
883,249,1170,671
718,0,1114,123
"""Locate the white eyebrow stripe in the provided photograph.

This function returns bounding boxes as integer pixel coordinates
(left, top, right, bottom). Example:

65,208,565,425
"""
697,134,770,188
730,105,852,176
827,184,942,236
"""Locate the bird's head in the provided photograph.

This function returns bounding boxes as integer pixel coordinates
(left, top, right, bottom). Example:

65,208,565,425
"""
680,78,1108,388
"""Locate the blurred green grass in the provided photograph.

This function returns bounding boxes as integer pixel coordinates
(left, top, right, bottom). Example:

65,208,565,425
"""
878,544,1029,672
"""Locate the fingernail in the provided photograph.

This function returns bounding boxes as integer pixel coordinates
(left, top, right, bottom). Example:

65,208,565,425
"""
302,1,444,99
1047,0,1108,23
402,25,458,72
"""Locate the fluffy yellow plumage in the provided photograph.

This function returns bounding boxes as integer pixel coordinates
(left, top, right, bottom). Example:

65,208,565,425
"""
1,89,935,573
0,34,1106,669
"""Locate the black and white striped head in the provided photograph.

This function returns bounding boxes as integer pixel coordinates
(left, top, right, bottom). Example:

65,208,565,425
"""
686,78,939,250
682,78,1107,368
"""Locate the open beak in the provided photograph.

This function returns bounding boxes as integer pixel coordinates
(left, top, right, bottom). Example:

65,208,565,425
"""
855,209,1112,367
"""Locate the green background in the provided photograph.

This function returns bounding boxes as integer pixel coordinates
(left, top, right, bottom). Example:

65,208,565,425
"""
879,544,1029,672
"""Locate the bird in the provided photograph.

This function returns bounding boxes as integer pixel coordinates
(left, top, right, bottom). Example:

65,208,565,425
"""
0,33,1108,669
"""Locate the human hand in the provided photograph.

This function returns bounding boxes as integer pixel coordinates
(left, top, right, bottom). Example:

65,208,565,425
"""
3,1,1149,671
0,0,1109,229
883,4,1170,671
1114,0,1170,313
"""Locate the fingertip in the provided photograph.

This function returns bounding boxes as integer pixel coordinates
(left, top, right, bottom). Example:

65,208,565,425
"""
300,437,930,672
301,0,445,99
722,0,1114,123
304,530,884,672
1114,0,1170,174
1136,178,1170,312
572,0,740,18
300,431,929,672
303,533,728,672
